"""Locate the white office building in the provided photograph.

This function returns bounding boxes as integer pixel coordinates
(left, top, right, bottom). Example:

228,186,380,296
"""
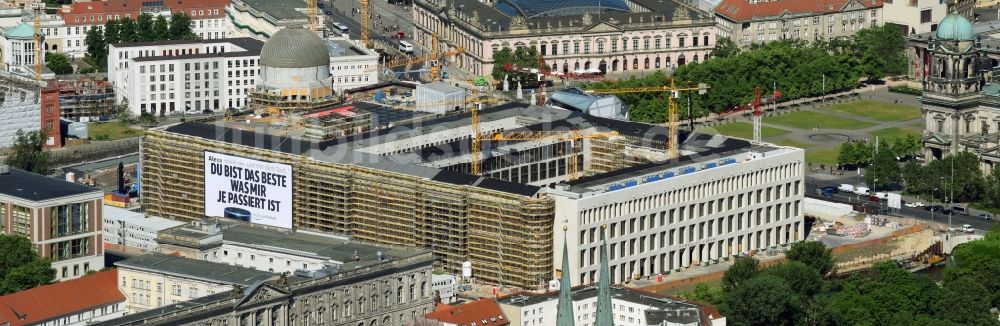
325,37,379,93
432,274,458,304
498,286,725,326
551,136,805,286
102,206,185,253
108,38,264,116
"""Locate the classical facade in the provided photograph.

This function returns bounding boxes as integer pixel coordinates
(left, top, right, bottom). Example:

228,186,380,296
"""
101,249,435,325
915,13,1000,172
412,0,717,77
714,0,883,48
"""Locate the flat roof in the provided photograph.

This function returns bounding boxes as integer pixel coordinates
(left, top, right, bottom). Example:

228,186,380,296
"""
130,38,265,62
103,206,186,231
0,168,100,202
236,0,308,20
325,39,367,57
499,286,702,313
115,253,277,286
219,225,428,269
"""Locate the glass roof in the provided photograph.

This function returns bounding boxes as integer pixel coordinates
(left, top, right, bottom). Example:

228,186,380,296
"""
496,0,631,18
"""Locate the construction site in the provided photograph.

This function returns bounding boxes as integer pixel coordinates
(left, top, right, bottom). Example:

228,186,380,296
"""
141,96,806,290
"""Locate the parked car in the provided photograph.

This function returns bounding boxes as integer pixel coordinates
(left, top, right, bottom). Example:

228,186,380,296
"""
979,213,992,220
868,195,880,202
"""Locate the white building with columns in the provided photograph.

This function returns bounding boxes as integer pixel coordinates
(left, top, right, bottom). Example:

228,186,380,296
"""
108,37,264,116
551,135,805,286
413,0,717,77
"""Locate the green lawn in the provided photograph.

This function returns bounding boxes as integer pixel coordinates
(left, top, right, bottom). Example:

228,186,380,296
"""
805,147,840,165
827,100,922,122
706,122,790,139
869,127,920,143
766,111,876,130
89,122,139,140
774,139,814,149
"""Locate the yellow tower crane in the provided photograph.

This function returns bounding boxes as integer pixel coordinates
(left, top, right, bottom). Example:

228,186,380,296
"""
360,0,370,47
307,0,318,32
33,1,43,80
586,79,708,159
485,130,620,180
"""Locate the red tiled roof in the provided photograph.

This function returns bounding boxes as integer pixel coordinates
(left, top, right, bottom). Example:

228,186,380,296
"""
0,270,125,326
425,298,510,326
58,0,230,26
715,0,883,22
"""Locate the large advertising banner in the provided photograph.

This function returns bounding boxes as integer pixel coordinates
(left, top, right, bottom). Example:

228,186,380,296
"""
204,151,293,229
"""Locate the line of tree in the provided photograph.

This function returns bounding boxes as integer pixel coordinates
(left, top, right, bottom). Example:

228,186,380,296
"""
85,12,196,70
586,25,906,124
902,151,994,204
681,237,1000,326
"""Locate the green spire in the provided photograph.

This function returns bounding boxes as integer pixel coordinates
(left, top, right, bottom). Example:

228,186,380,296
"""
596,225,613,326
556,226,576,326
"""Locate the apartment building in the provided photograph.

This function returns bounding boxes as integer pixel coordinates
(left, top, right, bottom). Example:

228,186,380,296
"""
0,165,104,281
107,38,264,115
714,0,883,47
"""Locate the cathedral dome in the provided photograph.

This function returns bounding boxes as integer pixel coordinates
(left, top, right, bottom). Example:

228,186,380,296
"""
260,26,330,69
936,13,975,41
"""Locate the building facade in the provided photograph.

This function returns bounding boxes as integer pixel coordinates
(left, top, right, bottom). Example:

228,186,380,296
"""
0,23,39,70
102,205,184,253
882,0,947,36
0,270,126,326
413,0,717,77
115,253,278,313
0,71,43,149
0,166,104,281
108,38,264,115
103,248,436,326
56,0,230,58
48,75,116,121
40,81,61,148
714,0,883,48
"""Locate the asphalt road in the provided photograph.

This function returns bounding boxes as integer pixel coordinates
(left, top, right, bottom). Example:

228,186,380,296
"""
805,180,996,231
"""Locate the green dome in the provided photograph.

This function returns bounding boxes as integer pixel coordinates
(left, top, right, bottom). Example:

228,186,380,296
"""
936,13,975,41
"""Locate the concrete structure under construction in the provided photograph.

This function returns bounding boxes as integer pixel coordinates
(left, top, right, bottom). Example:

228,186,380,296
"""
140,103,805,290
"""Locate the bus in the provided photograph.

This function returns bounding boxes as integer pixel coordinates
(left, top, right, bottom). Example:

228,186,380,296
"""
398,40,414,54
332,22,349,37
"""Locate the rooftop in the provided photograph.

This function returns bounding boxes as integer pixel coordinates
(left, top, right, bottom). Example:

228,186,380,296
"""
0,270,124,326
115,253,278,286
499,286,703,320
715,0,883,22
232,0,308,20
59,0,229,26
325,38,369,57
3,23,34,39
0,167,100,203
103,206,186,230
425,298,509,325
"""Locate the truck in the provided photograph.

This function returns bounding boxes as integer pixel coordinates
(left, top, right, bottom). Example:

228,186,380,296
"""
814,187,834,197
838,184,855,193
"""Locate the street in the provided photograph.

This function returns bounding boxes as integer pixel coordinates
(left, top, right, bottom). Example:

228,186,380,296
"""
805,179,997,231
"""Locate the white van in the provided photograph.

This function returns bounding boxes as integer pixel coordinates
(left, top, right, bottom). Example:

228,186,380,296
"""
875,192,889,199
854,187,871,195
398,40,414,54
838,184,855,193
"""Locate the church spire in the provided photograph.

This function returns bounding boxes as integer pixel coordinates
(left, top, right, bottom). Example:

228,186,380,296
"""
596,225,613,326
556,226,576,326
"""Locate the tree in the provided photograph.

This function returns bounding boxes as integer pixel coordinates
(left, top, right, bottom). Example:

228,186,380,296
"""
722,275,798,326
710,37,740,58
103,19,121,47
119,18,137,43
137,13,155,41
153,15,170,41
936,277,1000,326
786,241,835,277
6,129,51,174
0,235,55,295
864,142,902,191
44,52,73,75
139,110,158,129
853,25,907,79
490,47,514,82
678,283,723,305
168,12,194,40
722,256,758,291
84,26,105,61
